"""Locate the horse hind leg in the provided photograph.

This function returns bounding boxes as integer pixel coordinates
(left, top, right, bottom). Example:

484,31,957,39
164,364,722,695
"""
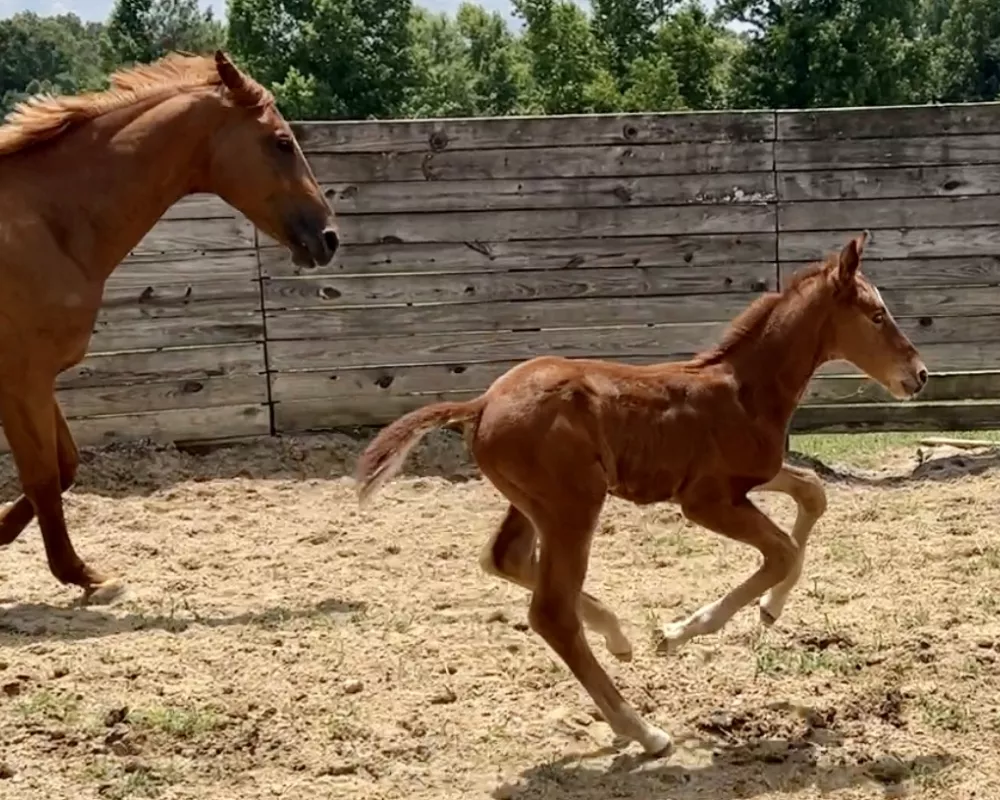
0,401,82,546
527,503,672,756
0,387,123,604
479,503,634,662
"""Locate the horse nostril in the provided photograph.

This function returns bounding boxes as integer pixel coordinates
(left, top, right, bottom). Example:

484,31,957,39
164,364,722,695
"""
918,368,928,385
323,228,340,255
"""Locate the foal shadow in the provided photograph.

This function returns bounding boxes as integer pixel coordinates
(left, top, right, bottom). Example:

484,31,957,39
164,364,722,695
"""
0,596,365,643
496,733,956,800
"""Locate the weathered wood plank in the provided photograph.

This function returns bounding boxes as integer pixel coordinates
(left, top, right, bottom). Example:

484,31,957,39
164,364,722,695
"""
260,233,778,278
291,111,777,154
274,394,480,433
816,342,1000,376
100,278,261,312
89,313,264,352
265,294,763,341
0,404,270,452
162,192,239,220
778,227,1000,262
57,375,268,419
776,135,1000,171
268,323,723,371
113,251,259,287
802,371,1000,406
325,173,777,215
58,344,266,389
308,141,776,184
265,286,1000,343
778,103,1000,141
778,164,1000,202
790,401,1000,434
779,196,1000,233
131,217,256,256
780,257,1000,290
260,204,775,249
264,264,776,310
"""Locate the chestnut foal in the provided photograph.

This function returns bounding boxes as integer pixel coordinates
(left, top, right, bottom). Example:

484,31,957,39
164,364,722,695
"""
355,231,927,757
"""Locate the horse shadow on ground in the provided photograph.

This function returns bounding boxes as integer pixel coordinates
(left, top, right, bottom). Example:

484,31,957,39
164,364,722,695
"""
0,596,365,644
496,731,956,800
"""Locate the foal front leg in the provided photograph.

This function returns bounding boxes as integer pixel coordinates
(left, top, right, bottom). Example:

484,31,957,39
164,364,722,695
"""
657,497,797,656
752,463,827,625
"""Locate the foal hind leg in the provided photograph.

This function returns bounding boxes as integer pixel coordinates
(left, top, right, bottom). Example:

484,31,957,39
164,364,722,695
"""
753,464,827,625
657,496,797,656
479,503,633,661
0,401,81,546
0,387,122,604
528,503,672,756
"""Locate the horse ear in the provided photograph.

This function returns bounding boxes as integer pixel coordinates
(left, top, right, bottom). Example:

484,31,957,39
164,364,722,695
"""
837,233,864,286
214,50,245,93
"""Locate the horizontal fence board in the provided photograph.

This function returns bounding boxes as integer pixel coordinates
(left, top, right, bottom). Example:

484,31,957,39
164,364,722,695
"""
776,134,1000,171
58,344,266,389
162,193,238,220
778,164,1000,202
90,313,264,352
113,251,259,286
270,366,1000,409
779,196,1000,232
292,111,777,153
778,227,1000,262
275,394,480,432
265,293,765,340
260,233,778,278
790,401,1000,433
264,264,776,310
100,277,261,311
778,104,1000,141
57,375,268,419
308,141,775,184
780,257,1000,290
260,204,775,247
326,172,777,215
132,217,255,256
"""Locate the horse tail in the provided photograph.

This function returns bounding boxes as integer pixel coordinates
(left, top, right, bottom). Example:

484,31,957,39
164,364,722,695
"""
354,397,485,506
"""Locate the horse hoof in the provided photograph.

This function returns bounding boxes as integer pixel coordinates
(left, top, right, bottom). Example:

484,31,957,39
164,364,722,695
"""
759,603,780,627
81,579,126,606
606,637,634,662
642,727,674,757
655,623,685,657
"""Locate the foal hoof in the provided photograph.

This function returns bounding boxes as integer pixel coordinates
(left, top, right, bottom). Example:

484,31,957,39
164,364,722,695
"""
606,636,634,663
654,623,686,657
641,727,674,758
759,606,778,627
81,579,126,607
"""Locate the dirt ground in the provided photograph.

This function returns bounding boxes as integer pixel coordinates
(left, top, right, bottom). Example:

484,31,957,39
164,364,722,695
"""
2,430,1000,800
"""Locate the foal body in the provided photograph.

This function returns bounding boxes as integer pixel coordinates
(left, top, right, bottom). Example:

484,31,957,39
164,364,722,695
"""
356,233,927,757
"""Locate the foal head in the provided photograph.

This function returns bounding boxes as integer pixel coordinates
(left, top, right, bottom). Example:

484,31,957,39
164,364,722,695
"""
819,231,927,399
196,51,338,268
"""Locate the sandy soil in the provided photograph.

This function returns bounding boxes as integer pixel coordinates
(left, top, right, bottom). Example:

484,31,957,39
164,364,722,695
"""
1,430,1000,800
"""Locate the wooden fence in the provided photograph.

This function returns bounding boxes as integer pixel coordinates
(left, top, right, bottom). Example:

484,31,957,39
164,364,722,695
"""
31,101,1000,451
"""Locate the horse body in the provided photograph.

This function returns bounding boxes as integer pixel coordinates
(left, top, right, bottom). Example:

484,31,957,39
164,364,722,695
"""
356,231,928,758
0,51,338,602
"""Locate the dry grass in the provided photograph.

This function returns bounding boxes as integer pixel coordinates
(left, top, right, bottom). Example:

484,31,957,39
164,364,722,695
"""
0,430,999,799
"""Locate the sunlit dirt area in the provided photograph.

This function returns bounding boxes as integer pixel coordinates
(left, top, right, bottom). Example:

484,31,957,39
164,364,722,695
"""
2,430,1000,799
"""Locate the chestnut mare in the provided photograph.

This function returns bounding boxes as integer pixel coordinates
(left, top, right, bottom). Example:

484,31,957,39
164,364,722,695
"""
356,232,928,757
0,51,337,604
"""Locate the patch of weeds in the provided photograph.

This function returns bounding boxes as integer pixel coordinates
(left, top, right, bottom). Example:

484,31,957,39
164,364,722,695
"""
14,689,80,724
824,539,874,577
917,696,969,732
87,759,181,799
128,705,224,740
751,633,862,678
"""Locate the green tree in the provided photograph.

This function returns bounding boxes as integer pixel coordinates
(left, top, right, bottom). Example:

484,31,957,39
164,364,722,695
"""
589,0,665,81
656,2,731,109
456,2,531,115
407,7,478,117
932,0,1000,101
227,0,415,119
105,0,223,68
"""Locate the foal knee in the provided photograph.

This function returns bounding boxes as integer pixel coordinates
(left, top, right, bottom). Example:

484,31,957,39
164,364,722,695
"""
797,471,828,518
767,535,799,578
528,592,582,648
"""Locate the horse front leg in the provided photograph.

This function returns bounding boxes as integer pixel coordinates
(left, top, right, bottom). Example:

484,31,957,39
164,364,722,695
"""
0,400,81,546
0,384,123,605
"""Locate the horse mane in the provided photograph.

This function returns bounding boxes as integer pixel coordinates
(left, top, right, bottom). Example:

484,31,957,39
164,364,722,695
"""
693,256,834,364
0,52,273,158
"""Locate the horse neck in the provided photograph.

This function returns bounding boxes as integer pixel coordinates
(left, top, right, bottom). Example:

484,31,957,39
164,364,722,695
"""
36,91,218,285
722,287,834,422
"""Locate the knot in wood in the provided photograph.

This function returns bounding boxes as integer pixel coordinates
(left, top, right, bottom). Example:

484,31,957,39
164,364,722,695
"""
622,124,639,141
751,279,768,292
429,130,449,152
918,316,934,328
375,375,394,389
181,380,204,394
320,286,342,300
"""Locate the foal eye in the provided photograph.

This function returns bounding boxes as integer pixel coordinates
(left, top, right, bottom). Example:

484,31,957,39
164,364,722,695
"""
275,135,295,153
872,311,885,325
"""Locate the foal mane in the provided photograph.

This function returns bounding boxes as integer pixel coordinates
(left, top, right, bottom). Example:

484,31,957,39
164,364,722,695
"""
693,257,834,365
0,52,272,158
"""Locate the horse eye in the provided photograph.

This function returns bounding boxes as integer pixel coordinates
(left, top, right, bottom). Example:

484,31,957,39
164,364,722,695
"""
872,311,885,325
275,135,295,153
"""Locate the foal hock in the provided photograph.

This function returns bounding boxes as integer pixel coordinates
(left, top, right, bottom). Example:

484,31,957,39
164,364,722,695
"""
355,231,927,757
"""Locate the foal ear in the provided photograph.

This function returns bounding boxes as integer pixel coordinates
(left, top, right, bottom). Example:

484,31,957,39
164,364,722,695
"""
836,231,868,285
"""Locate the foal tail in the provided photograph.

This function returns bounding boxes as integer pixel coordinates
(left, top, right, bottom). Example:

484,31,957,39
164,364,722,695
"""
354,397,485,506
